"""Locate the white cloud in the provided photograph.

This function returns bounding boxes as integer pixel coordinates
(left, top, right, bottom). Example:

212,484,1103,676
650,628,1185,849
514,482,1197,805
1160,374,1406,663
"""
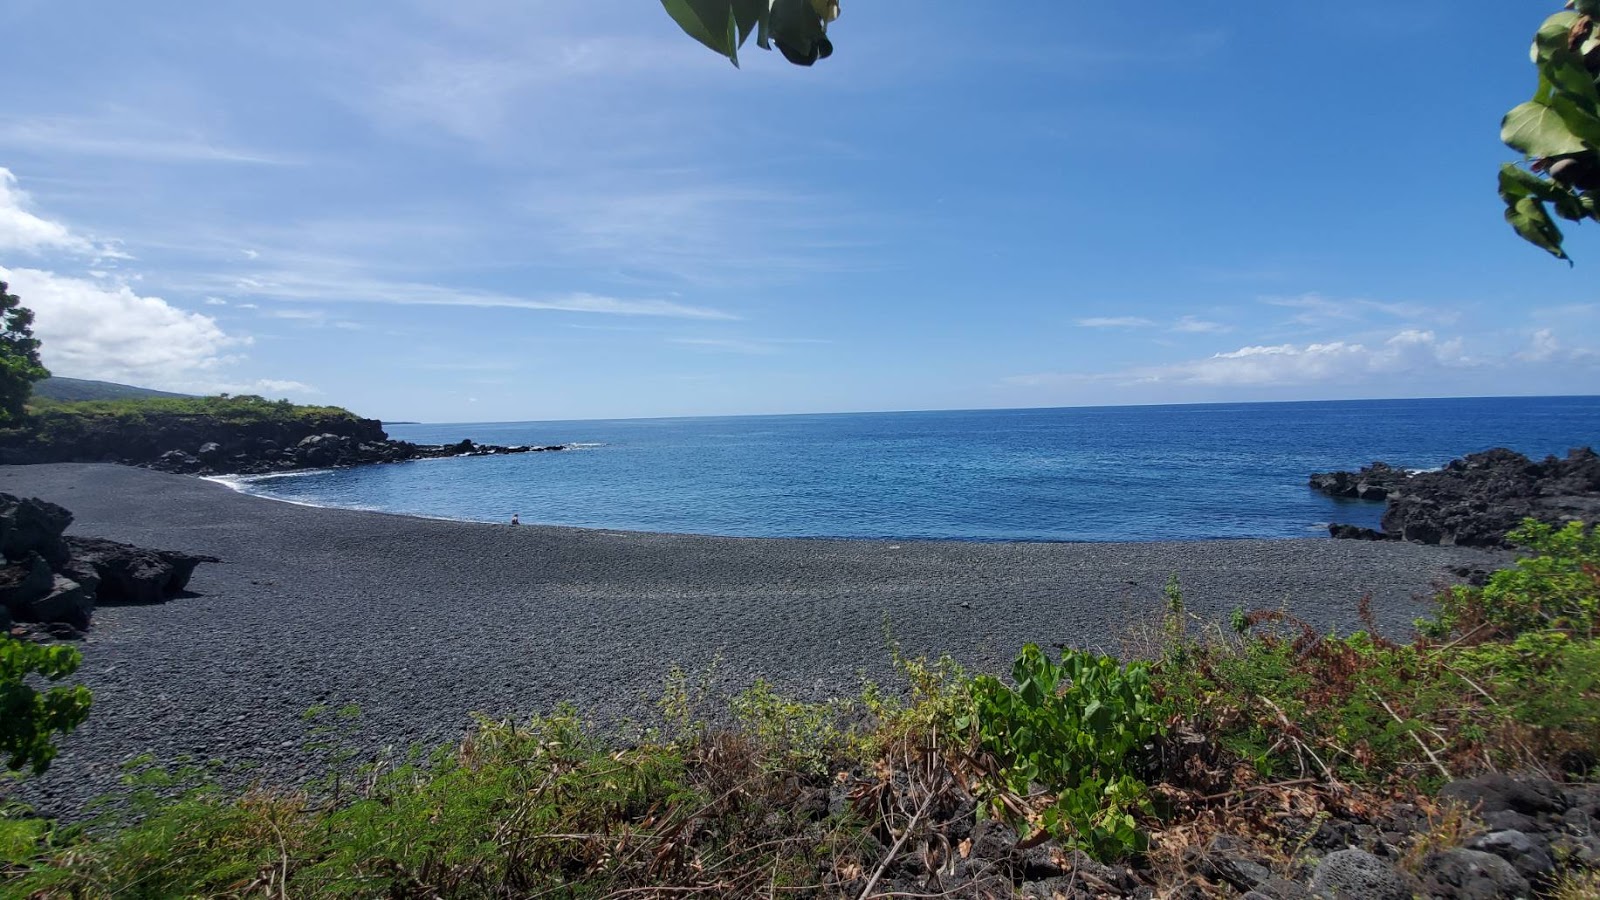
217,379,319,396
0,266,246,389
1125,331,1471,387
204,297,228,306
1520,328,1561,363
1076,316,1155,328
0,168,94,255
1171,315,1231,334
1008,330,1477,390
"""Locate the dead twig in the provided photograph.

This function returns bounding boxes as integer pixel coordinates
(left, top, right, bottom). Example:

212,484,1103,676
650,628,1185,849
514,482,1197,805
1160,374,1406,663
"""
859,793,935,900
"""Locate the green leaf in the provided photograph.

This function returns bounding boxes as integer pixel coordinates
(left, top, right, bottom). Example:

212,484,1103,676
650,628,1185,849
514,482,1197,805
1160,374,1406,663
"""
1500,164,1588,221
1533,12,1581,64
731,0,767,47
1551,94,1600,147
1503,101,1589,158
660,0,739,63
1505,195,1571,262
1542,52,1600,107
1577,0,1600,18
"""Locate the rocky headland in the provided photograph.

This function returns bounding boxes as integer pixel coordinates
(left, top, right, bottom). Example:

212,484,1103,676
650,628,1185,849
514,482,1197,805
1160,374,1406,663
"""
0,400,565,477
1313,447,1600,547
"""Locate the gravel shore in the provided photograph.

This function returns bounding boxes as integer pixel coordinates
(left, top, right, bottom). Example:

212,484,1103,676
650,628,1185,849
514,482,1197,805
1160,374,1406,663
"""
2,463,1503,819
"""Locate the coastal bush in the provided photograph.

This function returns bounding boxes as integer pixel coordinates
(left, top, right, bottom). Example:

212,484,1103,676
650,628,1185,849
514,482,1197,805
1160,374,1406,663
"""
21,394,358,435
1155,518,1600,786
0,637,91,775
961,644,1162,859
1425,519,1600,640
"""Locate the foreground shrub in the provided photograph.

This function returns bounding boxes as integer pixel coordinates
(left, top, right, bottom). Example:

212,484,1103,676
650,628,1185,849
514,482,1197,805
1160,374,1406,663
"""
0,638,91,775
962,645,1161,860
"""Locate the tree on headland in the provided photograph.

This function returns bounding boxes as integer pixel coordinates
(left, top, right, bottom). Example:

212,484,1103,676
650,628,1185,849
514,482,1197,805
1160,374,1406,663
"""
659,0,840,67
0,281,49,423
1501,0,1600,262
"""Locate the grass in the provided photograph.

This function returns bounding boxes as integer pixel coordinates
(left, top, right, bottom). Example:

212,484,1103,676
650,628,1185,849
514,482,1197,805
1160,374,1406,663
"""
3,518,1599,897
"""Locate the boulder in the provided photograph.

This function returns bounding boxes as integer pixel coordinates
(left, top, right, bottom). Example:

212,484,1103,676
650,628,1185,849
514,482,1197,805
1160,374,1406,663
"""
0,493,73,565
1418,848,1531,900
1468,830,1555,886
295,433,350,467
1306,849,1412,900
1309,463,1411,500
1327,524,1393,542
64,536,218,604
1439,774,1566,817
0,554,55,617
12,575,94,631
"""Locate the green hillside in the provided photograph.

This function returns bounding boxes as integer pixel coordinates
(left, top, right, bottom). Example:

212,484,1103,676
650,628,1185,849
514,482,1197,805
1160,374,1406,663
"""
31,377,192,403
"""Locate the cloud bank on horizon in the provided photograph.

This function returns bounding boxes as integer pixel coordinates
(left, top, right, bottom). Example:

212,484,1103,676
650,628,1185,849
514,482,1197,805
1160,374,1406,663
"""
0,0,1596,420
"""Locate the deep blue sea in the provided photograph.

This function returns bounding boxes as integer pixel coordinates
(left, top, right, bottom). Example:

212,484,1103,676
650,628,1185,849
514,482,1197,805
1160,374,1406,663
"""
223,397,1600,543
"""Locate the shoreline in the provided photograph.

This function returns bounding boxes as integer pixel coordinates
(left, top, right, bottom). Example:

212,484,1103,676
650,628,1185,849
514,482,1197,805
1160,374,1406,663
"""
1,463,1505,820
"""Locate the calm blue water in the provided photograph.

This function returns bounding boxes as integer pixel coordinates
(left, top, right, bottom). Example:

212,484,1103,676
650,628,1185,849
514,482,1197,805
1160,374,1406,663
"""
225,397,1600,543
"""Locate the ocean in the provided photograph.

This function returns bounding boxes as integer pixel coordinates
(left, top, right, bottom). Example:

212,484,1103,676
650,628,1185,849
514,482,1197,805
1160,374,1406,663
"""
223,396,1600,543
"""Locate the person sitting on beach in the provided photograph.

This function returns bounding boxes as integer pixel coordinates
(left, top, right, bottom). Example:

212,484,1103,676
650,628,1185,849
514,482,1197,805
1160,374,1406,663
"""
511,514,520,526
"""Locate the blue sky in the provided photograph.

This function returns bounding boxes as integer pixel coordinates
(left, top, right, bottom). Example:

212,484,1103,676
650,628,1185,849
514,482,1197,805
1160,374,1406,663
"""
0,0,1597,422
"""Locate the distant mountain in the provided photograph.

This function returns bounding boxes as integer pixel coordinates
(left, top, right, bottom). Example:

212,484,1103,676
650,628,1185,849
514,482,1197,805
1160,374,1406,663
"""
31,377,193,403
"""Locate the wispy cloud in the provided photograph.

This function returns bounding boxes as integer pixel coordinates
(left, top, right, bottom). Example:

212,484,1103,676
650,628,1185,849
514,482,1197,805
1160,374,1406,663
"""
1077,316,1155,329
208,270,738,320
669,337,831,355
1262,293,1459,329
0,114,291,165
1171,315,1231,334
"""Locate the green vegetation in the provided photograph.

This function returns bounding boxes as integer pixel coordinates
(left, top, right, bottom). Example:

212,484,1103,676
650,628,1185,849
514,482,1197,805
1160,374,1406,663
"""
963,646,1160,860
30,377,190,404
5,394,364,454
4,519,1599,895
659,0,840,67
0,639,91,776
23,394,355,423
0,282,49,425
1502,2,1600,261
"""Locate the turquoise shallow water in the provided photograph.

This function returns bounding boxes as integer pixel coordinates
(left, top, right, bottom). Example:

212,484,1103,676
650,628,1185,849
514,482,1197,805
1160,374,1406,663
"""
226,396,1600,542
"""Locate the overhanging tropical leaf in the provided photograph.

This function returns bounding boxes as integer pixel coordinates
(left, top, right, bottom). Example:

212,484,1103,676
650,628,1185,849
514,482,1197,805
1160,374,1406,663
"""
1506,195,1572,262
1503,101,1590,158
1533,12,1581,62
660,0,739,63
1501,164,1589,221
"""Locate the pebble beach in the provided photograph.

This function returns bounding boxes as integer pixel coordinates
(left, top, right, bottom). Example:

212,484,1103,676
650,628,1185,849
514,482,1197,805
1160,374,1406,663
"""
2,463,1503,819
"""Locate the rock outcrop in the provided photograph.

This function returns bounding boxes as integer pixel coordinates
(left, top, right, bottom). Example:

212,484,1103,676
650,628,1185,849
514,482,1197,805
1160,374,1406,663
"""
0,493,213,638
0,407,567,477
147,434,566,477
1313,447,1600,547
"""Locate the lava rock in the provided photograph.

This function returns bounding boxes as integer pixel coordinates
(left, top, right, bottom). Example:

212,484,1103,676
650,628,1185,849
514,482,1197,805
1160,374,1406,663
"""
0,493,73,565
1418,848,1531,899
15,575,94,631
1328,524,1395,542
1307,849,1412,900
0,554,55,617
64,536,218,604
1439,774,1566,817
1468,830,1554,886
1311,447,1600,547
